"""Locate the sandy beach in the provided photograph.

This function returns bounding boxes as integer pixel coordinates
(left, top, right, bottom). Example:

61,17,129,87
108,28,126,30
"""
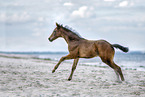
0,54,145,97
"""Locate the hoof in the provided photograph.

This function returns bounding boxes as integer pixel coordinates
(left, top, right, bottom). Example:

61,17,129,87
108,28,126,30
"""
121,78,125,81
52,70,55,73
68,78,71,81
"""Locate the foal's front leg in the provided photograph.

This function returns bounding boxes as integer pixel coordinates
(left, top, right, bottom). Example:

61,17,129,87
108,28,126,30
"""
52,55,71,73
68,58,79,81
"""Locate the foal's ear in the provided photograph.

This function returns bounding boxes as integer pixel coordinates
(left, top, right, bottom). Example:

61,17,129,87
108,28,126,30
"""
56,22,60,29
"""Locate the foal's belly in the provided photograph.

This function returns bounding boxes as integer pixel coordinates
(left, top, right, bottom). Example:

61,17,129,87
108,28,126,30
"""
79,43,98,58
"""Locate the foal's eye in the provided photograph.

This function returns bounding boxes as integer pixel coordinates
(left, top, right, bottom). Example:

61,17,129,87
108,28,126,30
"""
54,31,56,34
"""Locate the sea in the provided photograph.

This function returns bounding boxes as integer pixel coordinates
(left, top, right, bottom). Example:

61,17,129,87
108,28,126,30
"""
1,51,145,71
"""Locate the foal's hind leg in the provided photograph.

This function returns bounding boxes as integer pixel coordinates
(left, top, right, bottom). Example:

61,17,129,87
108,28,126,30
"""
102,59,125,81
52,54,72,73
112,62,125,81
68,58,79,81
114,70,120,81
108,62,124,81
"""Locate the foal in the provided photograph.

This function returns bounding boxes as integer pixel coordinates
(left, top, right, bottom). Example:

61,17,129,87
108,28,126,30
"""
48,23,129,81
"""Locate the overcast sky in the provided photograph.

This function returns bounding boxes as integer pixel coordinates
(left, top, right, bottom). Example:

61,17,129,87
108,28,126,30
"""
0,0,145,52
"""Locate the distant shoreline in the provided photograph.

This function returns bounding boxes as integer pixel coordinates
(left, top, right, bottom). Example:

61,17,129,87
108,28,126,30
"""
0,51,68,55
0,51,145,55
0,52,145,72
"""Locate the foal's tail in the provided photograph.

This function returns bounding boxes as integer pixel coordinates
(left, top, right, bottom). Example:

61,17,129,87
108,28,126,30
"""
112,44,129,53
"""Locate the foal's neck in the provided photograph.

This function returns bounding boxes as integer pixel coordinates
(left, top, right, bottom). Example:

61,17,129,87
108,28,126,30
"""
60,28,83,44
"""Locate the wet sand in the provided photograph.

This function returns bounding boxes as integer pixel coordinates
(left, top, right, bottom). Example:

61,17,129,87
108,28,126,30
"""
0,54,145,97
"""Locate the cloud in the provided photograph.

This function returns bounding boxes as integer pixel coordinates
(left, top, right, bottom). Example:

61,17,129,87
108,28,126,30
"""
0,13,6,22
63,2,73,6
32,32,41,36
130,2,134,6
38,17,44,22
119,1,128,7
71,6,94,18
72,6,88,18
12,2,19,6
104,0,115,2
0,12,31,23
32,28,46,37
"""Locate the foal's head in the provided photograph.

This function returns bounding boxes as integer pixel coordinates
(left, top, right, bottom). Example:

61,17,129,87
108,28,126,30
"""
48,23,62,42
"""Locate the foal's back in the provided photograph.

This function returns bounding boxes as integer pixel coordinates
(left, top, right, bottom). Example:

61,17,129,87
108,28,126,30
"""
77,39,114,59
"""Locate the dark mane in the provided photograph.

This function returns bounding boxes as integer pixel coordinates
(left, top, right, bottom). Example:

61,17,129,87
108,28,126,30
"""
59,24,82,39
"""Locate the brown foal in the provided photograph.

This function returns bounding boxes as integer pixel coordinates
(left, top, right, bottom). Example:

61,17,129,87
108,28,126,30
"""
48,23,129,81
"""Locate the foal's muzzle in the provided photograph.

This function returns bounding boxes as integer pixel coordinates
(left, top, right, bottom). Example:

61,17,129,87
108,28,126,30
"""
48,38,53,42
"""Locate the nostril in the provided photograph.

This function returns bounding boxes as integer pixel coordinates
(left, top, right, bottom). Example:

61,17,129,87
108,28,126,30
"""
48,38,52,42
